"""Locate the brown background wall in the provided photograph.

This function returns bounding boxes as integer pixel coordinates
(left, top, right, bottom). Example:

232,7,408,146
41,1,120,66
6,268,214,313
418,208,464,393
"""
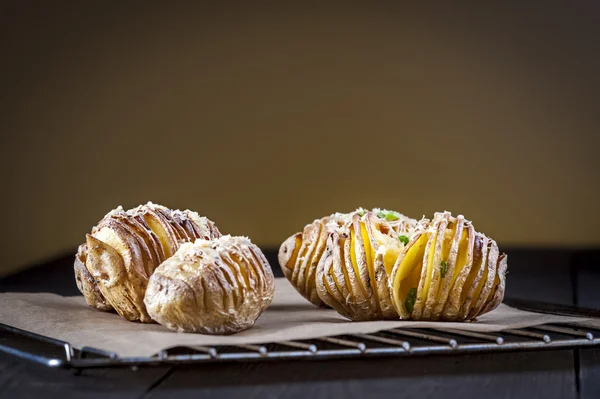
1,2,598,277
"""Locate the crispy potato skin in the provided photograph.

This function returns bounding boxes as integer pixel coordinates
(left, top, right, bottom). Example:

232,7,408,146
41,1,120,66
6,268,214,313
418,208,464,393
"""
144,236,275,334
74,202,221,322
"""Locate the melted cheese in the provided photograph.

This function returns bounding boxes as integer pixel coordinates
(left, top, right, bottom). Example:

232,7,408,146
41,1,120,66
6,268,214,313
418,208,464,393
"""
391,233,428,314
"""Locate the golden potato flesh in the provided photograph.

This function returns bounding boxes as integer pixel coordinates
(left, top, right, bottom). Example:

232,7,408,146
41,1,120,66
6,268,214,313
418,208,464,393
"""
144,235,275,334
74,202,221,322
315,209,417,321
389,212,508,321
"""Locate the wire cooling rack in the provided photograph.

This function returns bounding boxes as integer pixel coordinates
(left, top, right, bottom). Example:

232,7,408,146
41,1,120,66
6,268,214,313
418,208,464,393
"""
1,321,598,371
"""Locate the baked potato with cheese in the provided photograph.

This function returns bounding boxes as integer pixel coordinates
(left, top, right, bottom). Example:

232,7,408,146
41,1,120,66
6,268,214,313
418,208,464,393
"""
74,202,221,322
389,212,507,321
145,235,275,334
314,209,417,320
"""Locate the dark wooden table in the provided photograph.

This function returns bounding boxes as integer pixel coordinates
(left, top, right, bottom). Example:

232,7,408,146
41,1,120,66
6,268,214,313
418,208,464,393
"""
1,248,599,399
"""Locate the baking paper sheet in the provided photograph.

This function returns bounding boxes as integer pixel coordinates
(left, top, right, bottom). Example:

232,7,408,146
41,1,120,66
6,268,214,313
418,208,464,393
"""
0,278,593,357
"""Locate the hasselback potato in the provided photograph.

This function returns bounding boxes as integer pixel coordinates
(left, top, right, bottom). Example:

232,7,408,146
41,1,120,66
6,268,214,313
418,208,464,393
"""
281,209,508,322
74,202,221,322
145,235,275,334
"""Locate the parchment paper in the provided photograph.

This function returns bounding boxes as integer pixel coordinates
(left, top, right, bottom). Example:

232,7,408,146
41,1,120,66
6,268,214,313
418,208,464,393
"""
574,319,600,329
0,278,593,357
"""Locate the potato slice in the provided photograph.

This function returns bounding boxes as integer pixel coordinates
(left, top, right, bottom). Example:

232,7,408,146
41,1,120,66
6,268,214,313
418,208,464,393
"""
154,207,191,242
316,227,373,320
479,253,508,316
292,220,323,299
117,216,162,279
441,223,477,320
141,208,181,258
279,233,302,276
389,220,429,319
315,234,354,319
287,219,338,307
430,215,465,319
167,209,198,241
341,225,374,318
411,218,442,319
130,214,167,263
349,216,379,316
458,234,489,320
304,222,331,305
468,240,499,319
421,212,451,319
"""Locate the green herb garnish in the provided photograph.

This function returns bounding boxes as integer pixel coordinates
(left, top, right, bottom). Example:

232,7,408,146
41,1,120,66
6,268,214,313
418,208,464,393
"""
398,235,409,245
440,260,448,278
377,210,401,221
405,288,417,314
356,209,366,216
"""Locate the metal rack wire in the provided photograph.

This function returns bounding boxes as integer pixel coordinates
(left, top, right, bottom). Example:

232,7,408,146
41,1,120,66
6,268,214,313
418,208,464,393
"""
1,322,598,370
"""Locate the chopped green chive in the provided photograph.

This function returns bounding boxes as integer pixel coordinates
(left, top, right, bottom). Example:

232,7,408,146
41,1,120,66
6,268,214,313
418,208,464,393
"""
377,210,401,221
405,288,417,314
386,212,400,221
440,260,448,278
356,209,366,216
398,235,409,245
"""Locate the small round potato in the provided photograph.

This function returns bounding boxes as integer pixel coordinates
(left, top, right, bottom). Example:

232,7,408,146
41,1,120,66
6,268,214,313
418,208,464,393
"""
145,235,275,334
